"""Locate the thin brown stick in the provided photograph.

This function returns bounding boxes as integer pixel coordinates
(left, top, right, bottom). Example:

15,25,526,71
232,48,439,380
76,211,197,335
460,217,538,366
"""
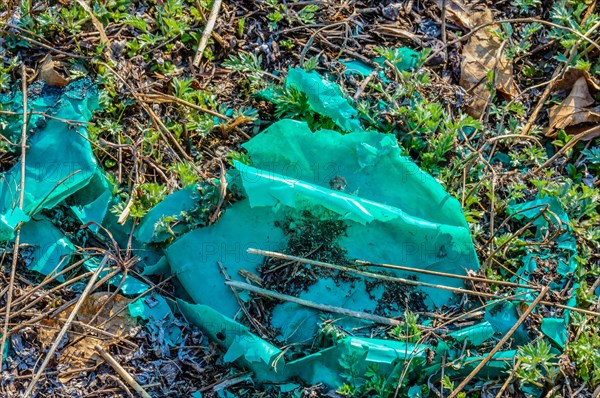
533,125,600,172
248,248,537,289
192,0,223,67
22,256,109,397
226,280,405,327
73,0,112,59
95,344,153,398
494,359,521,398
0,64,28,367
249,249,600,317
141,92,230,120
210,159,227,223
447,286,549,398
353,257,535,290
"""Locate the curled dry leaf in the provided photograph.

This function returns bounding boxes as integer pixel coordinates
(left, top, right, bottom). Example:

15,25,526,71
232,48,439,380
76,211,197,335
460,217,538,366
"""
437,0,518,118
39,55,69,88
545,68,600,138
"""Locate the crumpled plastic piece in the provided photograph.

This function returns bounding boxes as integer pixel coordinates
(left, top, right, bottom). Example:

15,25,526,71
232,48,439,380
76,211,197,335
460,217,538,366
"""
285,68,363,133
19,218,75,279
238,119,478,308
177,298,429,386
342,60,376,77
0,209,29,241
69,169,113,232
508,197,576,345
0,79,99,240
380,47,420,71
508,196,570,239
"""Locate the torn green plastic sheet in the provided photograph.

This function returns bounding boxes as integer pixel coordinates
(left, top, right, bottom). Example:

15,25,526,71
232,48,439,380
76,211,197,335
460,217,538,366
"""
167,119,478,320
506,197,575,347
541,318,567,348
177,299,521,388
261,68,364,133
69,168,114,233
177,299,429,386
0,79,99,240
239,120,478,308
286,68,363,133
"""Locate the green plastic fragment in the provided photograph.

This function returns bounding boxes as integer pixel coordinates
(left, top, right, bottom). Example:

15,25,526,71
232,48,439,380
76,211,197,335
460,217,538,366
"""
342,60,375,77
70,169,113,232
448,321,495,346
408,385,424,398
285,68,364,133
135,184,199,243
20,219,75,279
141,256,170,276
191,392,203,398
508,197,569,237
0,79,99,239
484,301,528,345
167,201,286,318
541,318,568,348
278,383,300,393
509,197,578,278
0,209,29,241
374,47,420,72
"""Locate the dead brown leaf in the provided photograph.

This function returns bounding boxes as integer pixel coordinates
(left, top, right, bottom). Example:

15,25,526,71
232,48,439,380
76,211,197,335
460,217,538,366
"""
546,76,600,137
39,55,69,88
35,293,136,383
553,67,600,92
438,0,518,117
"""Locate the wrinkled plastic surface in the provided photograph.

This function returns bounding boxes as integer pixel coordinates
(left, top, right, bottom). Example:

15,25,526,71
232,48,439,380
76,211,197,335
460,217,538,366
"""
238,119,478,308
284,68,363,133
20,218,74,278
0,79,99,239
